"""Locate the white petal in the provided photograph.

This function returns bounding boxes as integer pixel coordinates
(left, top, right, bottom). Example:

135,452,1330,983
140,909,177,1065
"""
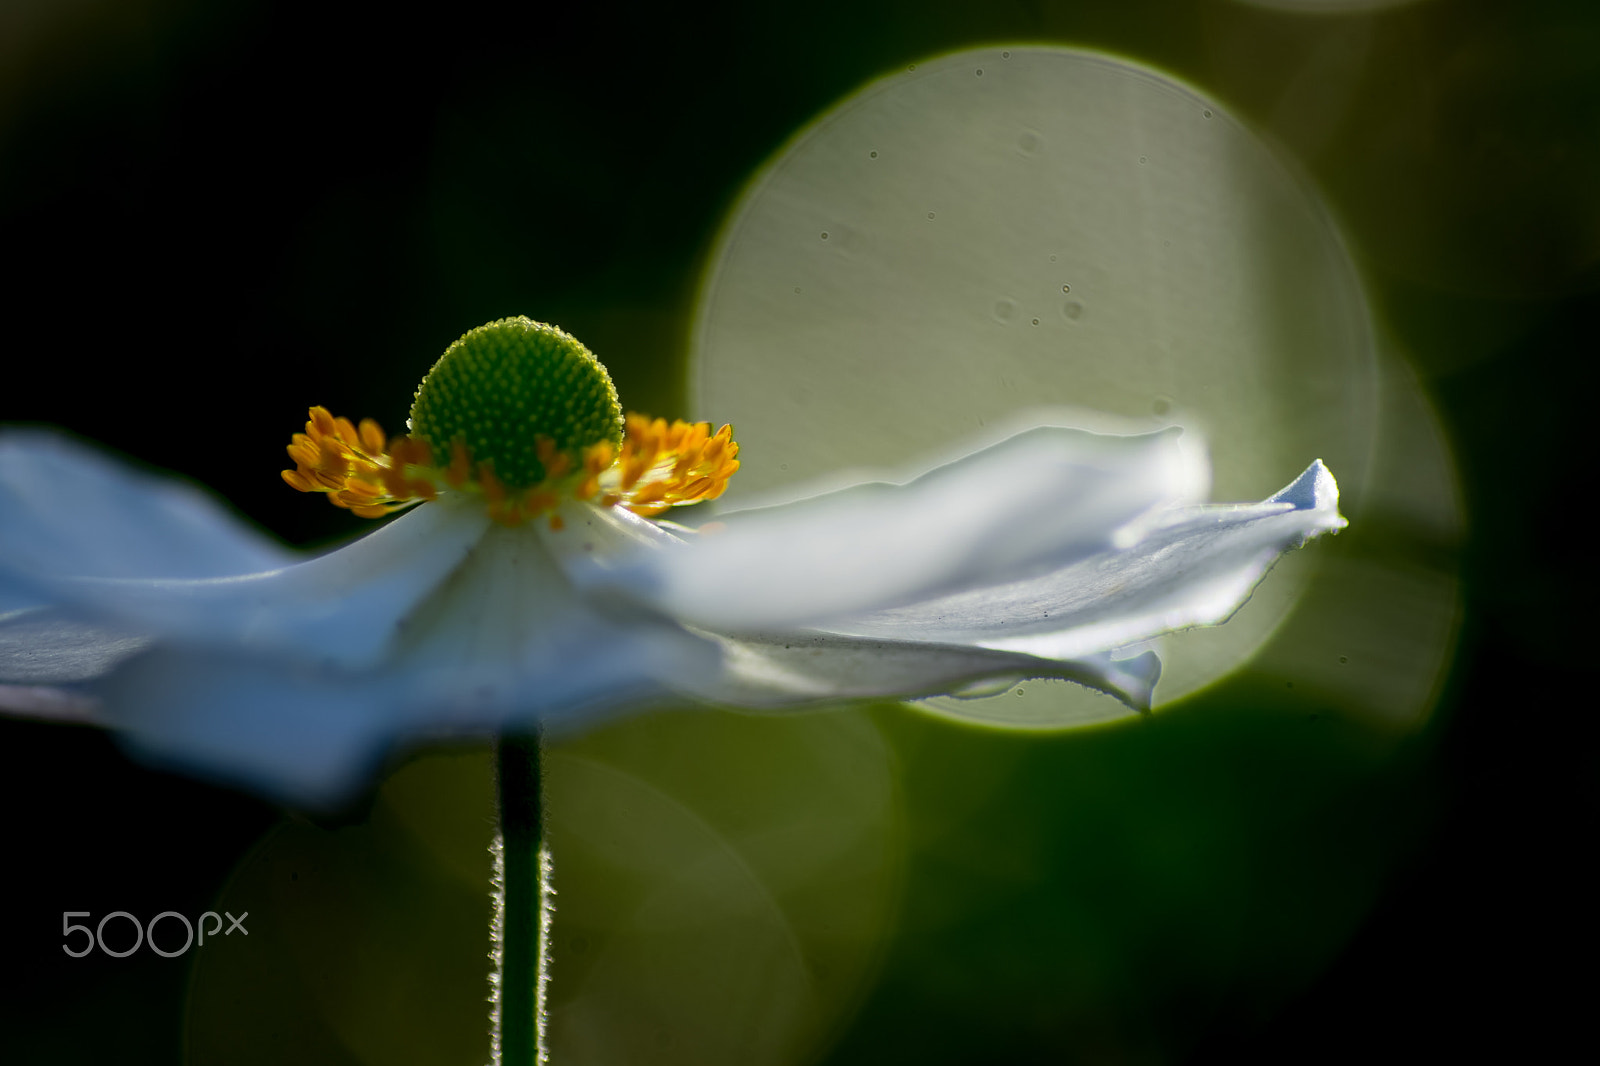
676,629,1163,712
0,431,294,585
540,496,689,563
42,501,492,668
1,585,50,614
0,682,102,724
100,520,718,807
0,607,151,682
102,648,411,807
539,502,1168,709
823,460,1346,661
387,521,719,737
579,425,1205,631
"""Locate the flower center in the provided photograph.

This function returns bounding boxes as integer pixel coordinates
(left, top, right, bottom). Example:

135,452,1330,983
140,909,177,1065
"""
408,317,623,490
281,318,742,527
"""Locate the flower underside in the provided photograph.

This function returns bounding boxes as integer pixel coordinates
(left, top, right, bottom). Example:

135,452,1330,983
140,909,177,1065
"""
281,318,739,528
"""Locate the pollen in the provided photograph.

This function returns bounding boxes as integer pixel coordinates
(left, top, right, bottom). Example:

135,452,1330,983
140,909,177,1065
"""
280,408,437,519
282,318,739,527
599,414,741,517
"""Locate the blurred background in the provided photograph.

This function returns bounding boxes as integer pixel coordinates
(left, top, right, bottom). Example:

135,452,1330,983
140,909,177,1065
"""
1,0,1593,1062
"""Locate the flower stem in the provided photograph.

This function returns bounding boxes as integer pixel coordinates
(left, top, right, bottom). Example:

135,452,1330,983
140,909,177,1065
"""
494,731,549,1064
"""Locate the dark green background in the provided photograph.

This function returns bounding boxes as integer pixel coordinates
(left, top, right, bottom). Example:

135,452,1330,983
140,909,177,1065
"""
2,0,1593,1062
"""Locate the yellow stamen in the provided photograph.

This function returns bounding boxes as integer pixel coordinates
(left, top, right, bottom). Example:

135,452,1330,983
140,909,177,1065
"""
280,469,312,493
594,414,741,518
279,407,434,519
281,406,739,526
358,418,386,455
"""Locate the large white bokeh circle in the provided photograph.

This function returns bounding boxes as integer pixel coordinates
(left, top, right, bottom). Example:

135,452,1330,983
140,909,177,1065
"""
691,47,1378,727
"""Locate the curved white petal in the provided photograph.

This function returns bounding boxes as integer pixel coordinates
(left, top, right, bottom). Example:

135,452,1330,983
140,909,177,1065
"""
102,648,412,806
0,435,492,676
0,607,151,683
578,425,1205,631
3,420,1345,804
1,583,52,614
539,496,689,562
676,629,1163,712
0,682,103,723
0,431,294,583
386,522,719,737
100,520,719,807
823,460,1346,661
40,501,491,668
541,505,1165,710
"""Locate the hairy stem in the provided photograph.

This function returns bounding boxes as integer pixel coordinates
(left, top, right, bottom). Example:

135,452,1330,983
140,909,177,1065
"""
492,732,549,1064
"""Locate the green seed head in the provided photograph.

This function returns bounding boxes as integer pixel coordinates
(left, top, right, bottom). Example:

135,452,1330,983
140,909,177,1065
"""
408,318,623,489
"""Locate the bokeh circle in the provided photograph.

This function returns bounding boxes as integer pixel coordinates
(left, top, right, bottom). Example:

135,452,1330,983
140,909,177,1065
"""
691,46,1381,727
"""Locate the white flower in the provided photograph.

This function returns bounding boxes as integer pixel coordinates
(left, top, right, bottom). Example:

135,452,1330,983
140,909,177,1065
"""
0,319,1345,807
